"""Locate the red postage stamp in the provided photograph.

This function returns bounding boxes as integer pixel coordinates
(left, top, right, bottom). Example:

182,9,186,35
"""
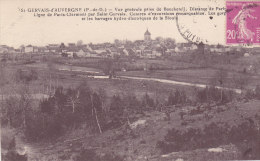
226,1,260,44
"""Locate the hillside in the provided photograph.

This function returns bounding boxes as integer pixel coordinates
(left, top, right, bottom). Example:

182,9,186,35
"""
4,99,259,161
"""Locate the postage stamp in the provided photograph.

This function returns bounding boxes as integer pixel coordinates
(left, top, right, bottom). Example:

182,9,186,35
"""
226,1,260,44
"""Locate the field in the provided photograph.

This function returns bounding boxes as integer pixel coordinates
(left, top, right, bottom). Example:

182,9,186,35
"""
1,52,260,161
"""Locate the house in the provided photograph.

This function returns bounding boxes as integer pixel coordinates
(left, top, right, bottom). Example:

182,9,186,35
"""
123,49,129,56
142,48,154,58
152,50,162,57
0,45,9,54
48,44,60,53
20,46,25,53
76,48,90,57
107,47,119,57
210,48,224,53
37,47,46,53
124,48,136,57
66,52,73,58
93,49,107,57
174,46,185,53
86,51,100,58
66,46,79,58
25,45,34,53
76,49,86,57
33,47,38,53
135,49,142,57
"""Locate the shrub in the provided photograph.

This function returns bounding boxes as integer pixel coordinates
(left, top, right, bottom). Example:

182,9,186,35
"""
167,89,187,106
14,69,38,83
141,93,155,109
75,149,124,161
255,85,260,99
157,121,259,157
3,150,28,161
196,86,234,104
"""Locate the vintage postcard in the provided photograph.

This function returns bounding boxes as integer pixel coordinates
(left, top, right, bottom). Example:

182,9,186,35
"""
1,0,260,160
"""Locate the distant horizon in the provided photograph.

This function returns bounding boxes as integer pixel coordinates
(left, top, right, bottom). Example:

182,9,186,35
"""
1,0,228,48
0,26,189,48
0,31,181,48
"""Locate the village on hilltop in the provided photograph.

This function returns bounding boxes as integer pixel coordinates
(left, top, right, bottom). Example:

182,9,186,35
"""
1,29,260,60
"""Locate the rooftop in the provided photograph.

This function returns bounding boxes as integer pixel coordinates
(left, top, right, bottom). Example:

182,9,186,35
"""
144,29,151,35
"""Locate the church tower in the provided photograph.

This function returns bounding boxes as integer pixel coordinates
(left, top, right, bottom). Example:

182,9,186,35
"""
144,29,151,42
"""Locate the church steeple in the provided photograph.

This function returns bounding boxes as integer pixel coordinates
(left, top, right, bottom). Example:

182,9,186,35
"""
144,28,151,41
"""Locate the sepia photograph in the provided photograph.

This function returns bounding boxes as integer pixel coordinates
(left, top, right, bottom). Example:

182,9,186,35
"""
0,0,260,160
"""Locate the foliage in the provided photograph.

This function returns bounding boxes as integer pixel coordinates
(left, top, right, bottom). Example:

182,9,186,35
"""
196,86,234,103
167,89,187,105
1,136,28,161
244,85,260,100
141,93,155,109
2,151,28,161
99,59,116,77
22,82,107,140
75,149,124,161
157,121,260,160
255,85,260,99
14,69,38,83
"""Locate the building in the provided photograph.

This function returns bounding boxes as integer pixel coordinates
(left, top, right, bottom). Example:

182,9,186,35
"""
0,45,9,54
144,29,151,42
48,44,60,53
25,45,34,53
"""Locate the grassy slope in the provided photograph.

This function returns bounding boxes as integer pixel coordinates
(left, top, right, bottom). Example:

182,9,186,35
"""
12,99,259,161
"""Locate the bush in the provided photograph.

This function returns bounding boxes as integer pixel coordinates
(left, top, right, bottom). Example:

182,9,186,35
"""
24,83,102,141
196,86,234,104
75,149,124,161
244,85,260,100
75,149,99,161
255,85,260,99
15,69,38,83
167,89,187,106
1,135,28,161
157,121,260,158
141,93,155,109
2,150,28,161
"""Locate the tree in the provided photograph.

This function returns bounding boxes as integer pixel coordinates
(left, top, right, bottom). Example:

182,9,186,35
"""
21,86,31,129
2,96,20,127
155,37,164,43
255,85,260,99
98,88,107,112
114,39,120,46
76,40,83,47
60,43,66,52
54,87,67,113
110,95,124,123
101,59,116,78
232,73,250,90
164,37,176,48
91,93,103,134
0,60,7,104
45,60,58,95
210,68,228,102
167,92,175,106
141,93,154,110
66,89,80,113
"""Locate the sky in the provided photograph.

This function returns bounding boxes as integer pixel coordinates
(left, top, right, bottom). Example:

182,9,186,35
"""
0,0,226,48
